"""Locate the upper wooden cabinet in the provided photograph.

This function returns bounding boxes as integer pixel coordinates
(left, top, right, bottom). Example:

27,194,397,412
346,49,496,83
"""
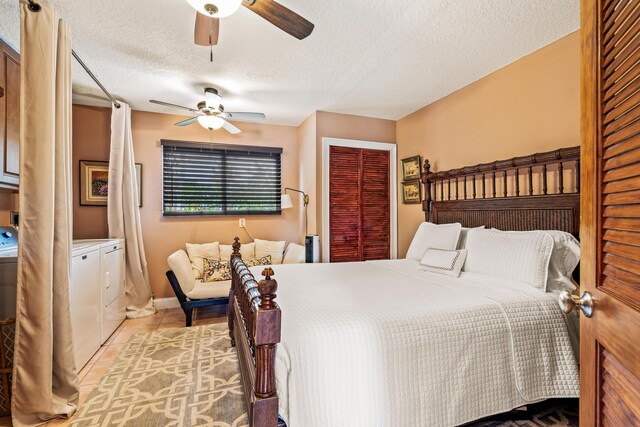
0,40,19,191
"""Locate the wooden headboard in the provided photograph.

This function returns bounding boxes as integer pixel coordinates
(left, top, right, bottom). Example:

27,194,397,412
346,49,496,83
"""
421,146,580,237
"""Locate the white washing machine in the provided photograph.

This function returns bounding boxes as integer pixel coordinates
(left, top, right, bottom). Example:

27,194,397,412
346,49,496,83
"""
0,226,18,319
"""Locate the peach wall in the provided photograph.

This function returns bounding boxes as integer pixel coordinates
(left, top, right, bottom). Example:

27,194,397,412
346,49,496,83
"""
72,105,111,239
396,31,580,256
297,113,317,237
71,105,300,298
133,111,299,298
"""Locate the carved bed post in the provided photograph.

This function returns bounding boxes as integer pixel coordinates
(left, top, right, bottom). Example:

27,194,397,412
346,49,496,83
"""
255,267,279,399
229,250,281,426
422,159,432,221
228,237,241,347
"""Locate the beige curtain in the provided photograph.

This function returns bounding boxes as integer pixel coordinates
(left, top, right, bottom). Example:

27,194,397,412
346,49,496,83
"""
12,0,78,425
108,104,155,318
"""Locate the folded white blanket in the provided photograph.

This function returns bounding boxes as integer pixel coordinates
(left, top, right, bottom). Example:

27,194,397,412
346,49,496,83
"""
249,259,579,427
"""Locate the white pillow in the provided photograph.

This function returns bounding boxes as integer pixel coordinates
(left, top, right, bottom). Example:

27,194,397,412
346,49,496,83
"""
167,250,196,294
283,243,305,264
220,242,256,261
406,222,462,260
457,226,485,249
185,242,220,279
464,228,554,291
545,230,580,293
419,248,467,278
255,238,286,264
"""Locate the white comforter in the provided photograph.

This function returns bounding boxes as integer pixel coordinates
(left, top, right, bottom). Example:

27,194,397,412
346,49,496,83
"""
250,259,579,427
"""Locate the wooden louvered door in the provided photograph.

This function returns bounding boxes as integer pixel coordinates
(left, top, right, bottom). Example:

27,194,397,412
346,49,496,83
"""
329,146,362,262
582,0,640,425
329,146,390,262
361,149,390,260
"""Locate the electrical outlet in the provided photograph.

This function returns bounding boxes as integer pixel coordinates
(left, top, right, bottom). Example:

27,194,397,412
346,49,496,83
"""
239,218,246,228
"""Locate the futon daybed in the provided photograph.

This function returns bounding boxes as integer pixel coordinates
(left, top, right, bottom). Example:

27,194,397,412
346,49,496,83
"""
167,239,305,326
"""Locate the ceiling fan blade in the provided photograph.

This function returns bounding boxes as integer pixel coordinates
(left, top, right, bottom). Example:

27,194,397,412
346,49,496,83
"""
219,112,266,123
195,12,219,46
222,120,242,134
150,100,200,113
175,117,199,126
242,0,314,40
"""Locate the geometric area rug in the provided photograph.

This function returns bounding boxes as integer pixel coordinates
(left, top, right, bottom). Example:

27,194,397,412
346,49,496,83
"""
70,324,248,426
466,398,578,426
68,323,577,427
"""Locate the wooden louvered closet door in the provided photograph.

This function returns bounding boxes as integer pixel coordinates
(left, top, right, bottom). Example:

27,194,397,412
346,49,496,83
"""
329,146,390,262
329,146,362,262
361,149,391,260
582,0,640,425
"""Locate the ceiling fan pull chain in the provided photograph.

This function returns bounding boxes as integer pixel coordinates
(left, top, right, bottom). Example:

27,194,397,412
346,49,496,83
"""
209,34,214,62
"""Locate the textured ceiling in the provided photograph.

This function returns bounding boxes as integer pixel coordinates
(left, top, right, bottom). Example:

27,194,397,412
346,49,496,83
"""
0,0,579,126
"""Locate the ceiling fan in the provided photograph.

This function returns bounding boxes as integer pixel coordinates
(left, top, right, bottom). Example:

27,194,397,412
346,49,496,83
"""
149,88,266,134
189,0,314,50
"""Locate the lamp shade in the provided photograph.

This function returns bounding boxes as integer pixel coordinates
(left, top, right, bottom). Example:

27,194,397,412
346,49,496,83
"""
197,115,225,130
281,194,293,209
186,0,243,18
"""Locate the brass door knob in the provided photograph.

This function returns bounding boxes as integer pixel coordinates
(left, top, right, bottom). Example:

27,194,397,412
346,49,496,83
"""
559,291,594,318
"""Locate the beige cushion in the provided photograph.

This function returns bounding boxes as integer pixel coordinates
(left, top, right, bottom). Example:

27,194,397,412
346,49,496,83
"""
186,279,231,300
283,243,305,264
186,242,220,279
255,239,286,264
220,242,255,260
167,250,197,294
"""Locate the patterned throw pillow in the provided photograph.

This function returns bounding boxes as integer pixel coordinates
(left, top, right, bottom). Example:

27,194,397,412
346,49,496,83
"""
245,255,272,267
202,259,231,282
202,256,272,282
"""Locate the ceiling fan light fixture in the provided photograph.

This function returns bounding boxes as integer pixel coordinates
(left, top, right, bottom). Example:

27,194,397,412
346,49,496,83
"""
205,88,222,111
187,0,242,18
197,115,225,130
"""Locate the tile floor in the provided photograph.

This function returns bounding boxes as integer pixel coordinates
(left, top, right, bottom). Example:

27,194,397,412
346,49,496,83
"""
0,305,228,426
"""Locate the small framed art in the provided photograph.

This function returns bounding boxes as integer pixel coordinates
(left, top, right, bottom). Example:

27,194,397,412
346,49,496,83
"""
402,180,421,204
401,155,421,180
80,160,143,207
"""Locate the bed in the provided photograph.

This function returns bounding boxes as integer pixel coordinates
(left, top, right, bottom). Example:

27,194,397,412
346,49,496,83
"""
227,146,581,427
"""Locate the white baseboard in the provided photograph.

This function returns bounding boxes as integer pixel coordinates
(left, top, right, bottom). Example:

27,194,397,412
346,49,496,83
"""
154,297,180,310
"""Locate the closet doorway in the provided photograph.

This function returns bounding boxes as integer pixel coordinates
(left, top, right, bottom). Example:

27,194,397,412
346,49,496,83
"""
322,138,397,262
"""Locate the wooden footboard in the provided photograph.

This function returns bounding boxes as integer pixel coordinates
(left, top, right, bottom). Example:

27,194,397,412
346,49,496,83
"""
228,237,281,427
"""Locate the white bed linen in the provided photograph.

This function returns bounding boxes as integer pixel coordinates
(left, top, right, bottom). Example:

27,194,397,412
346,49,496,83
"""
248,259,579,427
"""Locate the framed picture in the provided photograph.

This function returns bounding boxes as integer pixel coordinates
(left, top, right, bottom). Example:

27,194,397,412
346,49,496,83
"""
401,155,422,180
80,160,143,207
402,180,421,204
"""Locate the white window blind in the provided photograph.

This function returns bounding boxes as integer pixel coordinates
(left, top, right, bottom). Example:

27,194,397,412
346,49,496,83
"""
162,140,282,216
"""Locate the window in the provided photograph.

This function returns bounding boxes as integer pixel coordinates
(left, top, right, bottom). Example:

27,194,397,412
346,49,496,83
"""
162,140,282,216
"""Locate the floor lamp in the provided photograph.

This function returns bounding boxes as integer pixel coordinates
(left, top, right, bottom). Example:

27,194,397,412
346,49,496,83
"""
281,187,309,236
281,187,319,262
